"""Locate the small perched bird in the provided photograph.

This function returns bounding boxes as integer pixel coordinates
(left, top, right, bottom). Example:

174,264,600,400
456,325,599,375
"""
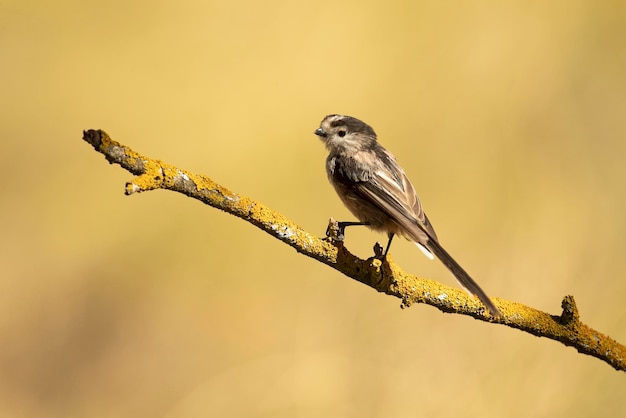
314,114,500,317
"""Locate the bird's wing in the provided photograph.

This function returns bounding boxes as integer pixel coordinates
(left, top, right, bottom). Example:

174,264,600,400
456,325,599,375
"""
356,165,500,317
354,149,438,243
355,151,500,317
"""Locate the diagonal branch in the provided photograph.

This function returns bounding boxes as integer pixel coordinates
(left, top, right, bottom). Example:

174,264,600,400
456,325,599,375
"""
82,129,626,372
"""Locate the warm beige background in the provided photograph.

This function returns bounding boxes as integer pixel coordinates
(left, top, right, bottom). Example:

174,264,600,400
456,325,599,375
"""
1,0,625,417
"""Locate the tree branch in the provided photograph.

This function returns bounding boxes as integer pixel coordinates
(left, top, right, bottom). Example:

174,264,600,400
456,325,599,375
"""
82,129,626,372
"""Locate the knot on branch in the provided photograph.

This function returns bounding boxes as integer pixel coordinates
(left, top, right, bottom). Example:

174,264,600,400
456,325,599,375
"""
559,295,580,325
325,218,344,242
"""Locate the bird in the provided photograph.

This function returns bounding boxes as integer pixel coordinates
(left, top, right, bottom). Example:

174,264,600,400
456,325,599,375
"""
314,114,500,317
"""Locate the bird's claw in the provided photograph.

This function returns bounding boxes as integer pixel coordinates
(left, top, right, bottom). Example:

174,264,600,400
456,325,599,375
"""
373,242,385,259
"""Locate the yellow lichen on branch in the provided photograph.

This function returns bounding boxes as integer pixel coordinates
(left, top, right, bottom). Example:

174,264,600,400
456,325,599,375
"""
82,129,626,372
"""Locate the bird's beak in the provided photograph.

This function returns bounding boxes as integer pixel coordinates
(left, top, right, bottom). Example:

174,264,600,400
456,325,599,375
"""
314,128,327,138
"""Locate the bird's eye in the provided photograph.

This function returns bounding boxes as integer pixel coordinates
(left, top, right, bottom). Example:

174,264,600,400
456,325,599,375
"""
338,130,346,137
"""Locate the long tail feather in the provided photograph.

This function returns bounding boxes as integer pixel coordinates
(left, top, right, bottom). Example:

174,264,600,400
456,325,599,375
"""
425,239,500,318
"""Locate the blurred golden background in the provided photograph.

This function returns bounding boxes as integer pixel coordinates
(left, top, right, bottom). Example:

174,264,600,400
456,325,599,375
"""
1,0,625,416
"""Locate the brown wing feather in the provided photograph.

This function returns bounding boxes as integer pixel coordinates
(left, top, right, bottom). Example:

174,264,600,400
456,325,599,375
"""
356,148,438,244
355,163,500,317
